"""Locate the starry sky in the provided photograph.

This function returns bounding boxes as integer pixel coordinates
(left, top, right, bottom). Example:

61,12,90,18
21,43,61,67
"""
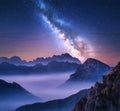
0,0,120,65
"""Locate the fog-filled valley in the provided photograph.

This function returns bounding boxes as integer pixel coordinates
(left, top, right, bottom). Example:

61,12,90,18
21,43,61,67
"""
0,73,94,101
0,72,95,111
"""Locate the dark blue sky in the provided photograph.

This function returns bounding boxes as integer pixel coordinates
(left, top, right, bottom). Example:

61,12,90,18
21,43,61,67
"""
0,0,120,65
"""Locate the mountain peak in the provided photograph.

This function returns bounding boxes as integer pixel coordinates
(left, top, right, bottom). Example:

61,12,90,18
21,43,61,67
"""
83,58,110,69
10,56,21,61
0,79,7,85
85,58,100,62
84,58,107,65
61,53,72,57
0,79,21,88
50,53,81,64
52,53,72,59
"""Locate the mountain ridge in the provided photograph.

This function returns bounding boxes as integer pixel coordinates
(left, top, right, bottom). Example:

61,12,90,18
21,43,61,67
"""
0,53,81,66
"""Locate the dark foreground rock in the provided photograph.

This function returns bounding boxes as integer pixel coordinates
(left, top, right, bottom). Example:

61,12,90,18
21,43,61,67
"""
72,62,120,111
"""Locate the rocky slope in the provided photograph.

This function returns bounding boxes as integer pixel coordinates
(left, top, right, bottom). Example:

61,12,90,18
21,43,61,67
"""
67,58,111,82
72,62,120,111
16,89,89,111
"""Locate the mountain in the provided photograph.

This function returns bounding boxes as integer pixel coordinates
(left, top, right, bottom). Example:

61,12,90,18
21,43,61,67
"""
32,53,81,65
33,61,79,73
72,62,120,111
0,56,27,66
46,61,79,72
0,62,31,75
0,79,41,111
66,58,111,82
0,53,81,66
0,61,79,75
16,89,89,111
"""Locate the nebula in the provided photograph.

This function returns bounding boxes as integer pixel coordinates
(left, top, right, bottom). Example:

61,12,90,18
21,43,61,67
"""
35,0,93,61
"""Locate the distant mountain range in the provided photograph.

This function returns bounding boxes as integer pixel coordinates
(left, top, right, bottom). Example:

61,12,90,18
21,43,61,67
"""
0,79,41,111
16,89,89,111
66,58,111,82
0,53,81,66
72,62,120,111
0,61,79,75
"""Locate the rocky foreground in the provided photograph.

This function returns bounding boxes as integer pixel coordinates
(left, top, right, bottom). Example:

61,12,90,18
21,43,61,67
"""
72,62,120,111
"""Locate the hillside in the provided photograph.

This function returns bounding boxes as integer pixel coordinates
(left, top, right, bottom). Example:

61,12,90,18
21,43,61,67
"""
0,79,41,111
67,58,111,82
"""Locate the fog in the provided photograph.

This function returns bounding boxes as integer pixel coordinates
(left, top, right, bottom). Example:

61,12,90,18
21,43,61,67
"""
0,73,94,101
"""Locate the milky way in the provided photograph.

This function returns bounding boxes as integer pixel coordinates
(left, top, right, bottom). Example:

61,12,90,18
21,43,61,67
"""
35,0,94,61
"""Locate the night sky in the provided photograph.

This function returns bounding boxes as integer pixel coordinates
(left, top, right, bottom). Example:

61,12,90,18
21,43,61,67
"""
0,0,120,65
